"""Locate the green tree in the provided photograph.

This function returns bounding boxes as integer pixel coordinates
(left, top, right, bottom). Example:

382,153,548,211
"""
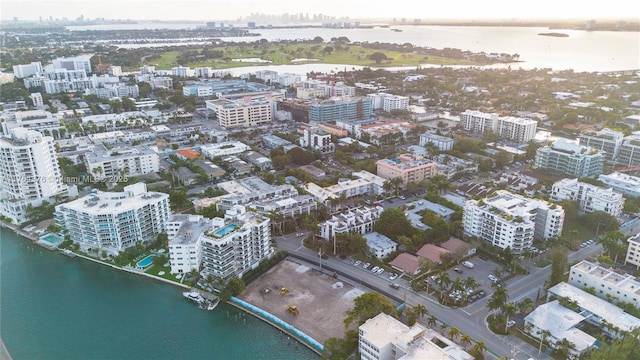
448,326,460,341
368,52,388,64
220,277,245,301
322,329,358,360
584,328,640,359
374,208,414,241
549,246,568,286
460,334,472,350
502,302,517,333
344,292,398,328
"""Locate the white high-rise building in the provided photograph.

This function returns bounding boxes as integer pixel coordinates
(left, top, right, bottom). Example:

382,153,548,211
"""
206,96,274,128
551,178,625,217
30,92,44,107
0,128,66,224
460,110,537,143
366,92,409,112
167,205,273,282
463,190,564,253
54,183,170,254
12,62,43,78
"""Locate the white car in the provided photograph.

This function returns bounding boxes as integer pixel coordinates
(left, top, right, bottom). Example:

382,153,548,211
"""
507,320,516,328
354,260,361,266
377,268,385,275
371,266,379,272
389,273,398,280
363,262,371,269
488,274,498,282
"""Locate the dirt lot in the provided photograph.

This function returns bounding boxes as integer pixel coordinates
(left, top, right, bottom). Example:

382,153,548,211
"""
240,258,364,343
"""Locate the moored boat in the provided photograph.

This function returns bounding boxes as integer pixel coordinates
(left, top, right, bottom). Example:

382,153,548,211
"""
183,291,204,303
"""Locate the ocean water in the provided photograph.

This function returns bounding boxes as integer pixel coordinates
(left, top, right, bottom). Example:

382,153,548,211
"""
0,228,318,360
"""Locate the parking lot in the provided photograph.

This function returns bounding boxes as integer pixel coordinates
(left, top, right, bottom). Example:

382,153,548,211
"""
424,255,506,304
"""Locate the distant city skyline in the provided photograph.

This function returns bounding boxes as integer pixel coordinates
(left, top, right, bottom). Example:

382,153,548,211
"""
1,0,638,22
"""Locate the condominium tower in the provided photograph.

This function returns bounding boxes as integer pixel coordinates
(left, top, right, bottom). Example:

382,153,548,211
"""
0,128,66,224
463,190,565,253
54,183,170,254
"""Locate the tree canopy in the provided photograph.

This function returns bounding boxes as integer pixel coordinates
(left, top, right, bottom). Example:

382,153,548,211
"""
344,292,397,328
374,208,415,241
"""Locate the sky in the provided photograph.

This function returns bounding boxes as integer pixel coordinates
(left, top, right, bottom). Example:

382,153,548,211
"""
1,0,638,22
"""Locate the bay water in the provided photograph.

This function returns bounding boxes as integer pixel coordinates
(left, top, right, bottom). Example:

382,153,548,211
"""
0,228,318,360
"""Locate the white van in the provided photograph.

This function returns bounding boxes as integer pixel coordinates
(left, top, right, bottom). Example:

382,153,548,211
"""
462,261,475,269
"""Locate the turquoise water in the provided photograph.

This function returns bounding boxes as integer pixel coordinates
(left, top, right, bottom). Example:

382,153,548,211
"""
0,227,318,360
40,233,63,246
215,224,238,237
136,254,156,268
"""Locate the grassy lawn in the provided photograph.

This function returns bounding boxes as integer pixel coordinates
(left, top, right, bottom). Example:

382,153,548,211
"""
142,43,480,70
145,264,180,282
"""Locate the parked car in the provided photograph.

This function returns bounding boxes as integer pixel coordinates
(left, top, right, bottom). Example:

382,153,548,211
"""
398,195,406,200
363,262,371,269
354,260,361,266
389,273,398,280
488,274,498,282
507,320,516,328
454,267,463,273
479,254,488,261
377,268,385,275
371,266,380,272
321,254,328,259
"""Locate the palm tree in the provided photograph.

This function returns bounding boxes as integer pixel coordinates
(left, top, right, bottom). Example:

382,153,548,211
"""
427,315,437,328
538,329,551,354
557,338,576,359
502,302,517,333
517,298,535,315
436,270,451,301
460,334,472,350
473,341,487,355
439,322,448,335
389,176,403,197
487,286,508,314
413,304,427,320
448,327,460,341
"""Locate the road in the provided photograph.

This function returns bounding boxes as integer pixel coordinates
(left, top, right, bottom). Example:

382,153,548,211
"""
275,233,604,360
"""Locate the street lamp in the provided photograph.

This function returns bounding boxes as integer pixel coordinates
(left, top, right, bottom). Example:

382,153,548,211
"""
318,248,324,273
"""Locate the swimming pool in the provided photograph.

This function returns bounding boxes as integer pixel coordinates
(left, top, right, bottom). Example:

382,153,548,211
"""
214,224,238,237
39,233,63,246
136,254,156,268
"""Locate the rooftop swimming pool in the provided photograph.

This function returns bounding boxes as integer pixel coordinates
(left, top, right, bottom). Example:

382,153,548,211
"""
214,224,238,237
136,254,156,268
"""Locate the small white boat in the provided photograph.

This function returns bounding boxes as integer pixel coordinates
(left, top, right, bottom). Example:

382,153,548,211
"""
201,297,220,311
183,291,204,303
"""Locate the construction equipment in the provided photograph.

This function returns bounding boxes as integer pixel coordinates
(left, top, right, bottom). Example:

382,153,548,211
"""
286,305,299,316
280,287,290,296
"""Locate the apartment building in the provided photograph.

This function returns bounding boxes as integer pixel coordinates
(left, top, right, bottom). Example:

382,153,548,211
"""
215,177,317,218
460,110,537,143
12,61,43,78
617,134,640,168
359,313,472,360
419,133,454,151
376,153,438,188
569,259,640,309
551,178,625,217
318,206,383,240
206,96,274,128
54,183,170,254
0,110,62,136
52,54,93,73
598,172,640,198
546,282,640,340
304,171,386,205
0,128,67,224
579,128,625,162
463,190,564,253
167,206,273,282
535,139,604,178
356,120,416,144
200,141,250,158
309,96,373,123
84,145,159,180
366,92,409,112
171,66,193,78
625,233,640,269
434,154,478,180
299,127,335,154
183,85,214,98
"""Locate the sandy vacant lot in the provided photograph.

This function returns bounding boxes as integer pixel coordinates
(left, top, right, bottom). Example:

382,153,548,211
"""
240,258,364,343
